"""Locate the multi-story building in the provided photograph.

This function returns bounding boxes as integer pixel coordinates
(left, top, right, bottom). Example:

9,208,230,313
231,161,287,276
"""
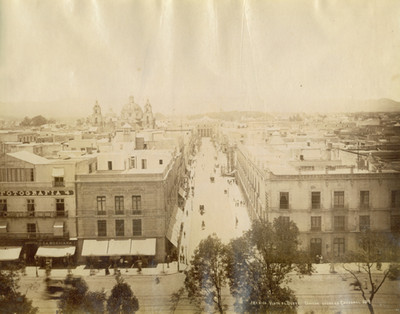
76,148,187,266
0,151,96,265
234,133,400,260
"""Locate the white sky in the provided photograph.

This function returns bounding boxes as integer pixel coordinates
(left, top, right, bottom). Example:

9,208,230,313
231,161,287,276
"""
0,0,399,117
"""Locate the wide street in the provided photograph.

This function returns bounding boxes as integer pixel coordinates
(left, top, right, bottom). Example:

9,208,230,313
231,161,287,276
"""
183,137,251,263
16,137,400,313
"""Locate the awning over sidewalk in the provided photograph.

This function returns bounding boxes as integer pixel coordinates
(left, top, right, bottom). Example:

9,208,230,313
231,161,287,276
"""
107,239,131,256
131,239,156,256
0,221,7,233
36,246,76,258
81,240,109,256
0,247,21,261
166,206,184,247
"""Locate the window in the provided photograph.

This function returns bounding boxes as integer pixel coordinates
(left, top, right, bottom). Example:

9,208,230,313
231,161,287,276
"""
141,159,147,169
311,192,321,209
27,223,36,233
311,216,321,231
0,199,7,213
159,159,163,165
334,191,344,208
132,219,142,236
97,196,106,215
279,192,289,209
333,238,345,257
27,199,35,217
130,157,136,168
108,161,113,170
56,199,65,217
132,196,142,214
334,216,345,231
97,220,107,236
115,196,124,214
115,220,124,236
391,190,400,208
54,177,64,187
360,191,369,208
391,215,400,233
359,215,370,231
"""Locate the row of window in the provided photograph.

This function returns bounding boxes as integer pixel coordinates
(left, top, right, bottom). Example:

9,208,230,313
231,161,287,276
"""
97,219,142,237
310,237,345,257
281,214,399,233
310,215,370,231
0,199,66,215
97,195,142,214
279,190,400,209
0,168,35,182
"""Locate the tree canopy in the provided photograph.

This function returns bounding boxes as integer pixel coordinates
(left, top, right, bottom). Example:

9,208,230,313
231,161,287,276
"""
107,275,139,314
226,217,311,313
342,231,400,314
184,234,229,313
0,270,38,314
58,275,106,314
20,115,53,127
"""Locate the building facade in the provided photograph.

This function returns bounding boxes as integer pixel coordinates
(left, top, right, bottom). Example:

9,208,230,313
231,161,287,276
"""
0,151,95,265
75,149,187,265
235,142,400,260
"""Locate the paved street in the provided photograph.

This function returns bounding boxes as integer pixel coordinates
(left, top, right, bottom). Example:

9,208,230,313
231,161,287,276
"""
184,137,251,262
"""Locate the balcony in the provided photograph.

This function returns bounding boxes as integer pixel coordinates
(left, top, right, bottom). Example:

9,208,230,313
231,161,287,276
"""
131,210,142,215
0,232,69,239
0,211,68,218
53,181,65,187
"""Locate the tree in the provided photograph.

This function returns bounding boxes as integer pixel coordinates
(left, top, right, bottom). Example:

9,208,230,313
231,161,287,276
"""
170,287,185,313
107,275,139,314
342,231,400,314
58,275,105,314
0,270,38,314
184,234,229,313
30,115,48,126
226,217,312,313
20,116,31,127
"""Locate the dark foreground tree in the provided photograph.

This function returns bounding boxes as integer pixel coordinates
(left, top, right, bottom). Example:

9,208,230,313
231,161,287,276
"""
0,270,38,314
184,234,229,313
107,275,139,314
342,231,400,314
226,217,312,313
58,275,105,314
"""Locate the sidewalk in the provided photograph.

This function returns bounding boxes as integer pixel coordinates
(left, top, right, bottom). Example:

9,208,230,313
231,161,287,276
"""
23,261,182,279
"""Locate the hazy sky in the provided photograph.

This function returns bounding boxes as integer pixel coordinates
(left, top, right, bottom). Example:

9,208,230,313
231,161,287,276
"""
0,0,399,117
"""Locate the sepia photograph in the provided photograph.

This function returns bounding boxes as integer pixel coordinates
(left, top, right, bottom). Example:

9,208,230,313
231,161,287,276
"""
0,0,400,313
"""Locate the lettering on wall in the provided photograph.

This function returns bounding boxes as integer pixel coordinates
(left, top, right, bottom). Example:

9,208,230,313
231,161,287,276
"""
0,190,74,197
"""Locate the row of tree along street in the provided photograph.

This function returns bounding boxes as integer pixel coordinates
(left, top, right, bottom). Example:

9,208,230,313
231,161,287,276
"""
0,268,139,314
1,217,399,313
181,217,400,314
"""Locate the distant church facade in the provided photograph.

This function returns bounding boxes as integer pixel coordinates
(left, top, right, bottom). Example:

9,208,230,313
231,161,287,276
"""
88,96,156,130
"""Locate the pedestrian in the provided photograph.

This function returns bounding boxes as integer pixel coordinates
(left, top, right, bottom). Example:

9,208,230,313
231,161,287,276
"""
137,259,142,274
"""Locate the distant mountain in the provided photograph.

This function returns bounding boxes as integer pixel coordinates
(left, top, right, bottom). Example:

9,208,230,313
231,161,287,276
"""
361,98,400,112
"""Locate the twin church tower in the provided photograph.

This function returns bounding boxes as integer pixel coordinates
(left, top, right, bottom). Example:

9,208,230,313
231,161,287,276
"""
89,96,156,130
